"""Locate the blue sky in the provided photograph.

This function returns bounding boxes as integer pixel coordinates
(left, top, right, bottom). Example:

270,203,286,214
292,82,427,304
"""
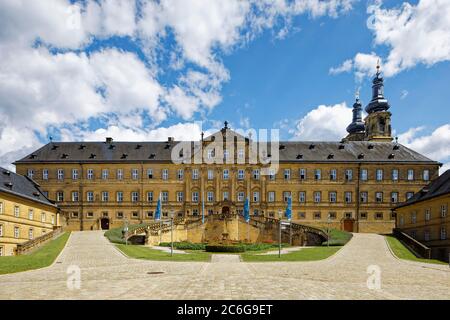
0,0,449,171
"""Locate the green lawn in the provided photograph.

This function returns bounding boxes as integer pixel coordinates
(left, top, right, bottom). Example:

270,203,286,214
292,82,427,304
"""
321,229,353,246
116,244,212,262
0,232,71,274
241,246,342,262
385,235,447,265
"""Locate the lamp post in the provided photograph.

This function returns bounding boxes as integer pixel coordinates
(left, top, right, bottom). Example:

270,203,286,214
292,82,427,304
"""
124,220,129,246
327,213,331,247
170,210,174,257
278,209,282,258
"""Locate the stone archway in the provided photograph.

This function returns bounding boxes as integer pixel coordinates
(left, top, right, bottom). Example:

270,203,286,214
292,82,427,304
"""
100,218,110,230
222,206,230,215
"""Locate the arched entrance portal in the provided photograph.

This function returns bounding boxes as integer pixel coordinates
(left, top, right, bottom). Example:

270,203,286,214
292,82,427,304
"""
222,206,230,215
100,218,110,230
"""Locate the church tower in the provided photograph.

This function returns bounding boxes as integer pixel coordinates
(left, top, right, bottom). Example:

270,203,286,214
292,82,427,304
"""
364,61,393,142
344,91,366,141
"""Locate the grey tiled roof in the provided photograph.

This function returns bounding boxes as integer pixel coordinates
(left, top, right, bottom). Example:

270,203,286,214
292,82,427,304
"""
395,170,450,209
0,167,56,207
14,140,437,165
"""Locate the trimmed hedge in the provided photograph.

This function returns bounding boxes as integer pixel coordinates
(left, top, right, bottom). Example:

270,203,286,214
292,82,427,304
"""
159,242,206,250
205,244,246,253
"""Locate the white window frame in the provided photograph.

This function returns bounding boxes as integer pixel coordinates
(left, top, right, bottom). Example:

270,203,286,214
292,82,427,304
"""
441,205,448,218
314,191,321,203
423,169,430,181
102,191,109,202
177,192,184,202
87,192,94,202
116,191,124,203
223,191,229,201
252,191,259,203
41,212,46,223
72,191,79,202
425,208,431,221
146,168,153,179
237,169,244,180
345,192,352,203
360,169,368,181
117,169,124,180
375,192,383,203
207,191,214,202
27,169,34,179
392,169,399,181
102,169,109,180
28,209,33,220
253,169,260,180
345,169,353,181
162,192,169,203
360,192,368,203
268,191,275,203
299,192,306,203
329,192,337,203
147,192,153,202
131,192,139,203
441,227,447,240
314,169,321,181
376,169,383,181
57,169,64,180
0,202,3,214
284,169,291,180
300,169,306,180
223,169,229,180
14,206,20,217
330,169,337,181
192,192,199,203
28,228,33,240
391,192,398,203
162,169,169,180
42,169,49,180
177,169,184,180
237,192,245,202
14,226,19,239
87,169,94,180
132,169,139,180
192,169,199,180
407,169,414,181
72,169,79,180
283,191,291,202
207,169,214,180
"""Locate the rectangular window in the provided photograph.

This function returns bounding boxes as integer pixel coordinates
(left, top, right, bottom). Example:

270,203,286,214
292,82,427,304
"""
299,191,306,203
116,212,124,219
223,191,229,201
406,192,414,200
14,226,19,239
360,192,368,203
177,192,184,202
376,169,383,181
102,169,109,180
345,169,353,181
360,169,368,181
192,169,199,180
192,192,199,203
147,191,153,202
87,169,94,180
131,192,139,203
284,169,291,180
345,192,352,203
28,209,33,220
268,191,275,203
237,192,245,202
14,206,20,217
375,192,383,203
27,169,34,179
72,169,79,180
425,209,431,221
117,169,124,180
162,169,169,180
407,169,414,181
298,212,306,219
344,212,352,219
86,212,93,219
41,212,46,222
147,168,153,179
329,192,337,203
207,149,215,159
441,205,448,218
314,169,321,181
102,192,109,202
423,169,430,181
360,212,368,220
51,214,55,224
391,192,398,203
146,211,153,218
392,169,399,181
56,191,64,202
87,192,94,202
237,169,244,180
0,224,3,237
207,191,214,202
253,191,259,202
223,169,229,180
253,169,260,180
162,192,169,203
330,169,337,181
0,202,2,214
314,191,321,203
299,169,306,181
313,212,321,220
283,191,291,202
192,209,199,216
28,228,33,240
375,212,384,220
268,169,276,181
132,212,139,219
72,191,79,202
57,169,64,180
42,169,49,180
224,150,229,160
117,192,123,203
132,169,139,180
238,149,244,160
177,169,184,180
411,212,417,224
208,169,214,180
441,227,447,240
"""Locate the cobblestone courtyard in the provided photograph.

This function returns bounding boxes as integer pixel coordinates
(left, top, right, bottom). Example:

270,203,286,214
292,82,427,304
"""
0,231,449,299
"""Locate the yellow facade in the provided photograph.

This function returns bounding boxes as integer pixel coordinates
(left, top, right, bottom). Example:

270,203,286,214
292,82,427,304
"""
0,191,59,256
395,193,450,261
15,161,438,234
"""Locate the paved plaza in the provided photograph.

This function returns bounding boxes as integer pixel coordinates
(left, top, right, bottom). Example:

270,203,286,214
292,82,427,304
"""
0,231,449,299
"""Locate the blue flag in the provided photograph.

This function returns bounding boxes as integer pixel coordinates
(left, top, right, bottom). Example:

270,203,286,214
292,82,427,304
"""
155,193,162,221
244,197,250,223
202,192,205,224
285,196,292,221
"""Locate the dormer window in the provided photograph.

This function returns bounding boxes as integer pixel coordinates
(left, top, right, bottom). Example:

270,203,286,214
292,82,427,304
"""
296,154,303,159
89,153,96,159
121,153,128,159
327,154,334,159
309,144,315,150
136,144,142,149
368,144,374,150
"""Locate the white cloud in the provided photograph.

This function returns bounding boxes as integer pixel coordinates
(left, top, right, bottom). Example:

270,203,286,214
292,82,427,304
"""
333,0,450,78
291,103,352,141
398,124,450,174
400,89,409,99
330,52,381,80
0,0,356,169
329,59,353,75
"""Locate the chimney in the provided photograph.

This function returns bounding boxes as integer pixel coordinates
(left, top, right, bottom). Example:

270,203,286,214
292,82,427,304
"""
106,137,113,144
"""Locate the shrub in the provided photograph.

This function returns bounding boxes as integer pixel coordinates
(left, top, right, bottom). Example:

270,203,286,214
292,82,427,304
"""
205,244,246,253
159,242,206,250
